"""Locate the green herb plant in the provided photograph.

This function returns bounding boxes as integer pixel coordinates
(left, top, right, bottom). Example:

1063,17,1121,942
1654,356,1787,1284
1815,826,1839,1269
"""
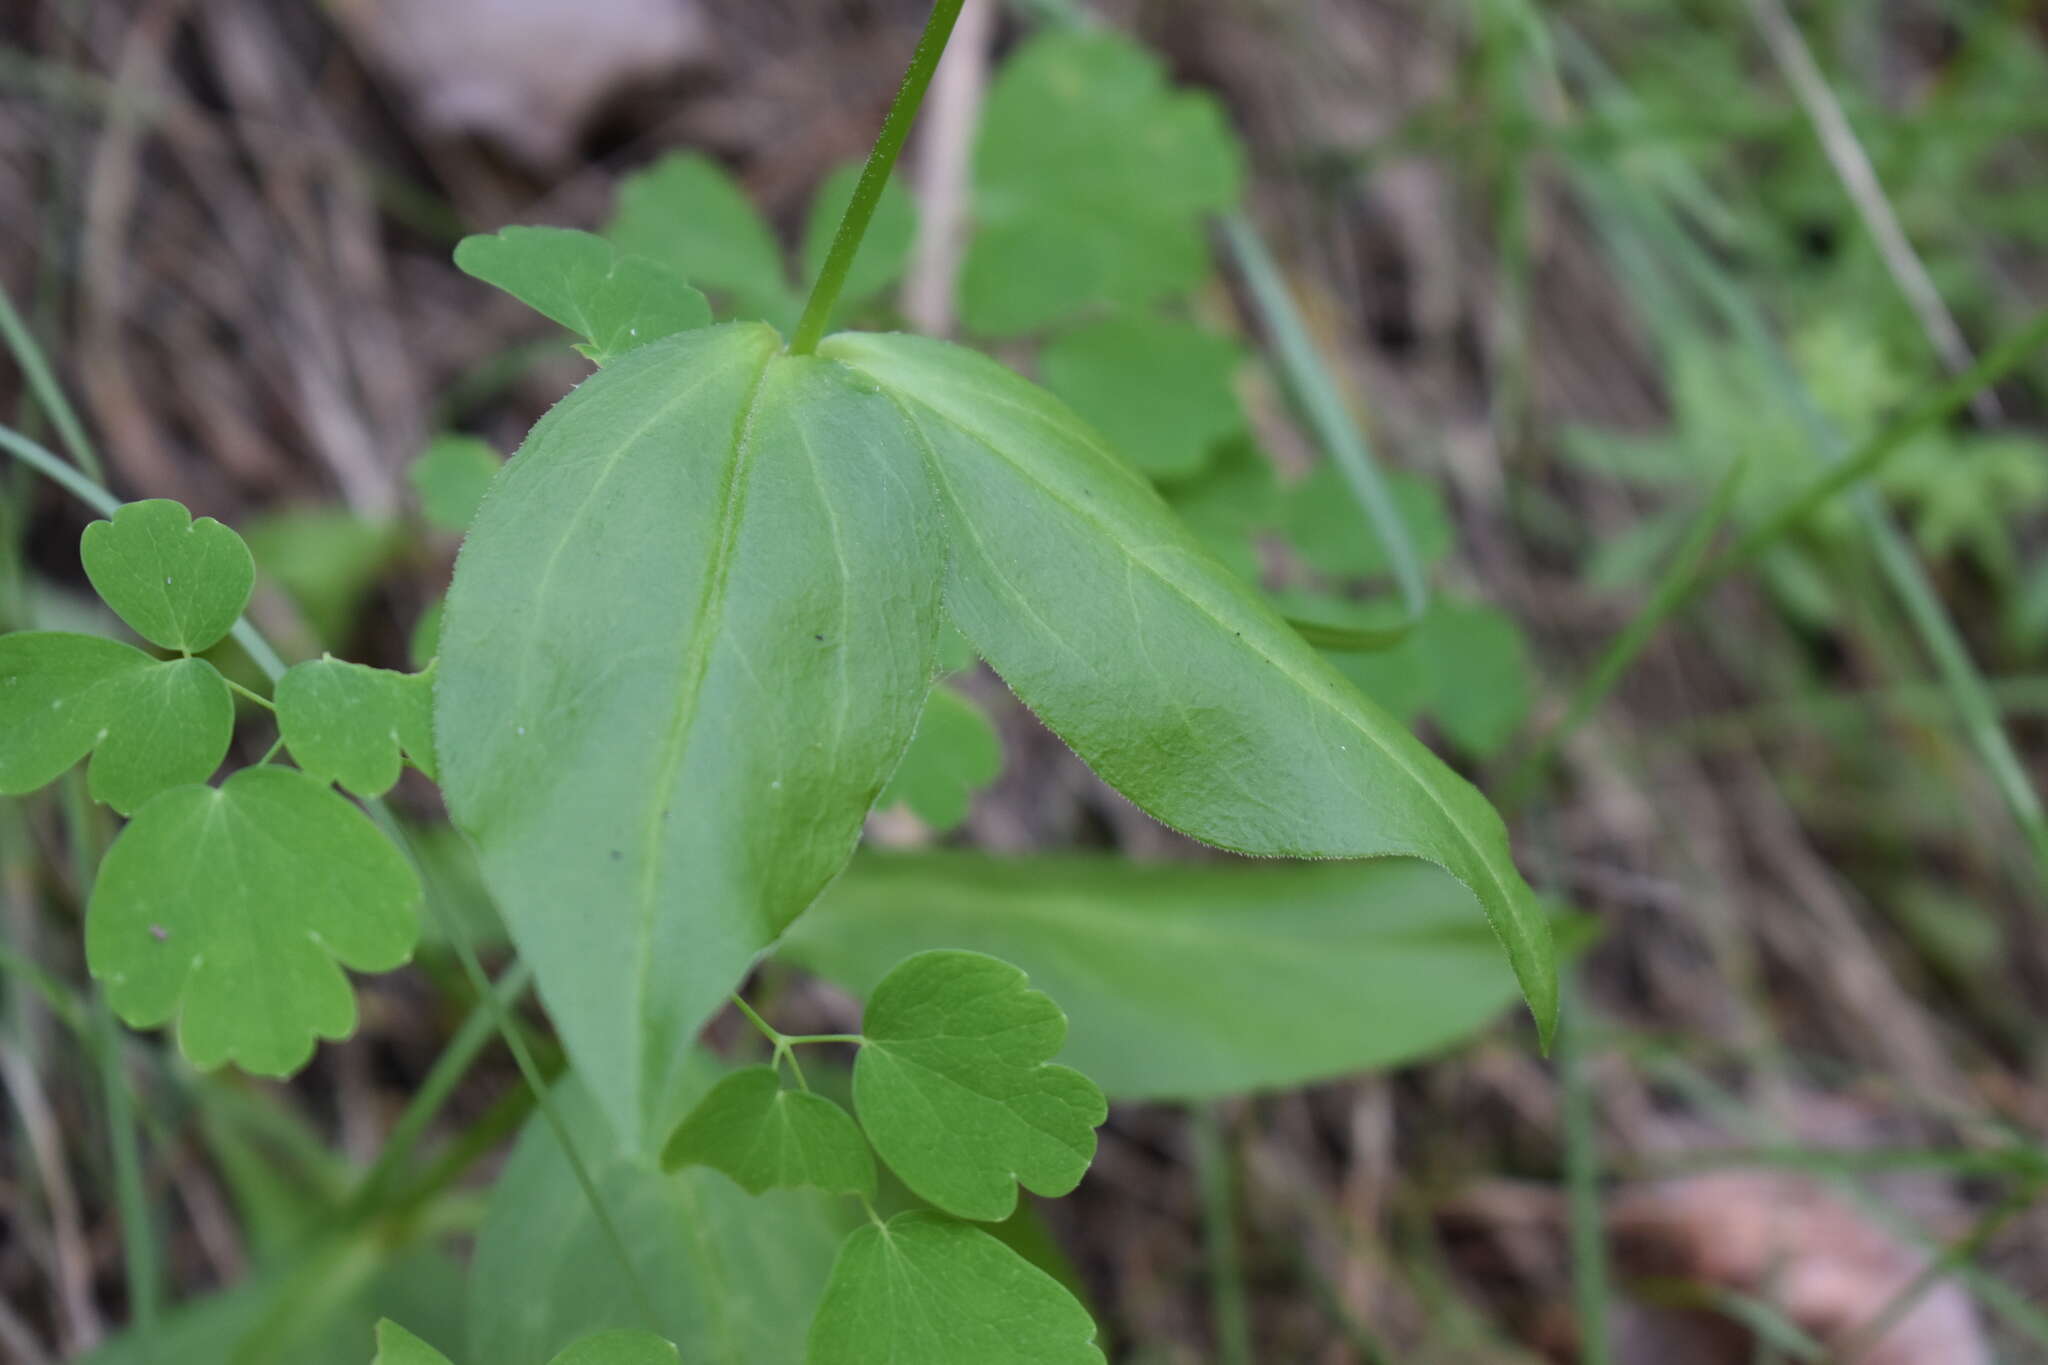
0,4,1560,1359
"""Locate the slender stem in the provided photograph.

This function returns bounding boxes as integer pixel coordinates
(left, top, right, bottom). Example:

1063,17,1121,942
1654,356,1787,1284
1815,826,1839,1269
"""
788,0,968,354
345,959,536,1217
729,993,783,1046
1505,452,1746,805
1221,212,1429,627
93,999,159,1335
0,423,116,516
224,678,275,711
0,282,102,483
781,1033,866,1046
1828,1175,2046,1364
1191,1105,1253,1365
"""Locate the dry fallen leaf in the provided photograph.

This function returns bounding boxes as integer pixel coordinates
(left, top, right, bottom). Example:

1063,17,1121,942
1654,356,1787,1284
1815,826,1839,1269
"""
1611,1171,1989,1365
333,0,711,166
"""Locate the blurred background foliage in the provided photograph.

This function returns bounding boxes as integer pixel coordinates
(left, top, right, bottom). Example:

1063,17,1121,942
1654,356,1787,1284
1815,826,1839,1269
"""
4,0,2048,1361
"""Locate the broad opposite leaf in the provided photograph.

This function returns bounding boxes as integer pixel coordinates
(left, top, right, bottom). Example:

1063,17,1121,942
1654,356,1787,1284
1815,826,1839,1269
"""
437,324,943,1146
790,850,1544,1099
821,332,1558,1043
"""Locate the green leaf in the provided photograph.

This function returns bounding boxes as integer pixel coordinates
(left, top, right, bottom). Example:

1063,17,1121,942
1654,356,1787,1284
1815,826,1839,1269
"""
374,1321,452,1365
454,227,712,365
963,30,1242,335
876,686,1001,831
0,632,233,814
277,656,437,797
472,1070,844,1364
408,435,503,533
548,1332,682,1365
86,765,421,1075
1162,433,1279,543
788,850,1548,1099
808,1212,1103,1365
1283,464,1452,580
81,499,253,652
607,153,796,324
853,950,1104,1222
81,1245,466,1365
375,1321,679,1365
661,1065,876,1200
801,161,917,317
1037,316,1242,480
1417,603,1532,759
820,332,1557,1045
438,324,943,1145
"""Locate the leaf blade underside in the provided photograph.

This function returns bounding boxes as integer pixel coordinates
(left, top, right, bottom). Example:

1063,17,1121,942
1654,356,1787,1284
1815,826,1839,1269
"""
820,331,1557,1044
436,324,943,1147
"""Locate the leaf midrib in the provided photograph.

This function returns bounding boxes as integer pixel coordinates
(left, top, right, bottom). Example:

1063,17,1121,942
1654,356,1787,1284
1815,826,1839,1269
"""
629,345,781,1123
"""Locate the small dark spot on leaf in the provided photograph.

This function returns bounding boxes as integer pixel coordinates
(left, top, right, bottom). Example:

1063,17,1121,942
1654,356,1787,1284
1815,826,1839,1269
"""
609,849,623,861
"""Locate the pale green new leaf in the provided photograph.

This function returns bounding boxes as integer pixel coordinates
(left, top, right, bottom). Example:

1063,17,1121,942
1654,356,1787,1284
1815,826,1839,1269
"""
86,765,421,1074
0,632,232,814
876,686,1001,831
821,332,1557,1043
963,30,1242,334
1037,316,1242,480
788,851,1541,1099
801,162,917,317
437,324,943,1145
409,435,503,533
454,227,711,364
472,1071,844,1364
853,950,1104,1222
277,656,437,797
662,1065,875,1199
607,153,795,324
81,499,253,651
808,1212,1103,1365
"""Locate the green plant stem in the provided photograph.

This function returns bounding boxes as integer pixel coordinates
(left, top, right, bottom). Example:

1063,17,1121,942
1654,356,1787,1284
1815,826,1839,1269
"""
92,998,158,1335
345,958,535,1217
789,0,967,354
224,678,275,711
1221,212,1430,628
1191,1105,1253,1365
1506,452,1746,804
0,421,114,516
0,283,101,483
